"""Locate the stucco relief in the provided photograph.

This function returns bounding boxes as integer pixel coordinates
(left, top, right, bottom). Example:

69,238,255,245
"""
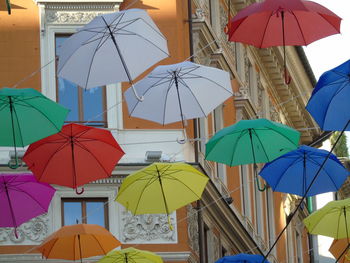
187,205,199,254
0,214,48,244
270,104,281,122
121,211,177,243
46,10,104,24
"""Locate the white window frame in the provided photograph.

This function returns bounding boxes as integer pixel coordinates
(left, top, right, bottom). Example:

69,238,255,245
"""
240,165,252,221
266,187,276,255
213,106,226,185
38,4,123,130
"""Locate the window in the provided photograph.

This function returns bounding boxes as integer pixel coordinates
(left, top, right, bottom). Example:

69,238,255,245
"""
55,35,107,127
213,106,226,185
266,187,276,254
254,176,264,239
240,165,252,221
61,198,109,229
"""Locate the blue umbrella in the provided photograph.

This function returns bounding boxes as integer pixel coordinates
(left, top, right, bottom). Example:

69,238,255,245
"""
215,254,269,263
306,59,350,131
259,145,348,197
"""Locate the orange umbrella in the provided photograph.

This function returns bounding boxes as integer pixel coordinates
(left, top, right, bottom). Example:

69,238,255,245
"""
329,239,350,263
37,224,121,262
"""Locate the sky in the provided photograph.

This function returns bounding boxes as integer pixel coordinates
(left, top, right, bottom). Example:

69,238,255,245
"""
303,0,350,147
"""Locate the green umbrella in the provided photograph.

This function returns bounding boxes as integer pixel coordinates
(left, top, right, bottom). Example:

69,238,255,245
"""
0,88,69,167
205,119,300,190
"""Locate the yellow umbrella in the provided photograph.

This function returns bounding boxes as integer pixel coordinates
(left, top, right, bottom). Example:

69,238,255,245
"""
329,239,350,263
304,198,350,239
97,247,163,263
116,162,208,217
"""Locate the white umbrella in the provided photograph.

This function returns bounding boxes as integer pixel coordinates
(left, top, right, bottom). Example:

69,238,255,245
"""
57,8,169,101
124,61,233,125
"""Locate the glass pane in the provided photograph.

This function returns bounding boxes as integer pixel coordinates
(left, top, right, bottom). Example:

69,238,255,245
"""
55,35,105,125
58,78,79,122
63,202,82,226
83,87,104,126
86,202,106,228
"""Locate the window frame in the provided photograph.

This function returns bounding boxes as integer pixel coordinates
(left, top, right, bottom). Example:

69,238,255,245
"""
54,34,108,127
61,197,109,229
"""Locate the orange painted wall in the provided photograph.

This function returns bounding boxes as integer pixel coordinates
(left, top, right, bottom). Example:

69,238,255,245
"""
0,0,40,90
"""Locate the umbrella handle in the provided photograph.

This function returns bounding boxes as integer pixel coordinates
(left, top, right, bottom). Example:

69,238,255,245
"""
130,84,144,102
284,67,291,85
256,175,266,192
75,187,84,195
176,129,188,144
8,158,19,169
13,228,18,239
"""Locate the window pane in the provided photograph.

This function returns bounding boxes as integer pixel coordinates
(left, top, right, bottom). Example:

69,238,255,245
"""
83,87,104,125
63,202,82,226
55,35,105,126
58,78,79,122
86,202,106,227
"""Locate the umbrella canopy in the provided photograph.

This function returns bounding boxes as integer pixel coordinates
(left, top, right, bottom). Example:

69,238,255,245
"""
330,238,350,263
0,88,69,167
259,145,349,196
306,59,350,131
304,198,350,239
227,0,341,48
215,254,270,263
23,123,125,194
0,173,55,230
124,61,232,126
57,8,169,100
205,118,300,166
97,247,163,263
116,162,209,215
38,224,121,261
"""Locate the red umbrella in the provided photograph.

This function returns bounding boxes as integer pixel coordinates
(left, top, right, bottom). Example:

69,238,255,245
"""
227,0,341,83
23,124,125,194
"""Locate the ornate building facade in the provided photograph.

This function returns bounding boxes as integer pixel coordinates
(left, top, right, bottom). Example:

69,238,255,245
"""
0,0,321,262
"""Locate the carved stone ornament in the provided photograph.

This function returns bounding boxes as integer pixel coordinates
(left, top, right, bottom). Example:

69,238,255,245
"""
234,85,249,98
121,211,177,243
0,214,49,244
270,104,281,122
187,205,199,254
192,8,205,22
46,10,104,24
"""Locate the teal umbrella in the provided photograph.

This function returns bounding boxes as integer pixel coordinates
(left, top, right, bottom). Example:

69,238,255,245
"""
205,119,300,190
0,88,69,167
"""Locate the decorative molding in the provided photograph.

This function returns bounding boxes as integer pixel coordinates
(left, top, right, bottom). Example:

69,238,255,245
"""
187,205,199,255
45,10,104,24
121,211,177,244
0,214,48,245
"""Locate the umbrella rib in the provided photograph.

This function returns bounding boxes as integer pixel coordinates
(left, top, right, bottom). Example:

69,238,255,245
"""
91,235,108,255
229,130,248,166
128,75,172,116
11,100,25,147
161,175,202,199
251,129,271,162
321,82,350,126
177,78,207,117
318,13,342,34
132,176,159,214
271,157,303,191
33,141,70,181
83,28,111,89
268,128,299,149
17,99,64,132
308,157,342,190
162,77,176,125
289,11,308,45
73,141,116,176
259,11,274,48
182,73,233,94
43,238,60,259
177,66,201,77
9,187,48,211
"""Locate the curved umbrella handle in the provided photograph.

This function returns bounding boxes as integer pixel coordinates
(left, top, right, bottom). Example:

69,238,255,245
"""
176,129,188,144
75,187,84,195
8,158,19,169
284,67,291,85
256,175,266,192
130,84,144,102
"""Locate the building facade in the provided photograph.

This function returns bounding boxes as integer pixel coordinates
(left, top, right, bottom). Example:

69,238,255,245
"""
0,0,321,262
